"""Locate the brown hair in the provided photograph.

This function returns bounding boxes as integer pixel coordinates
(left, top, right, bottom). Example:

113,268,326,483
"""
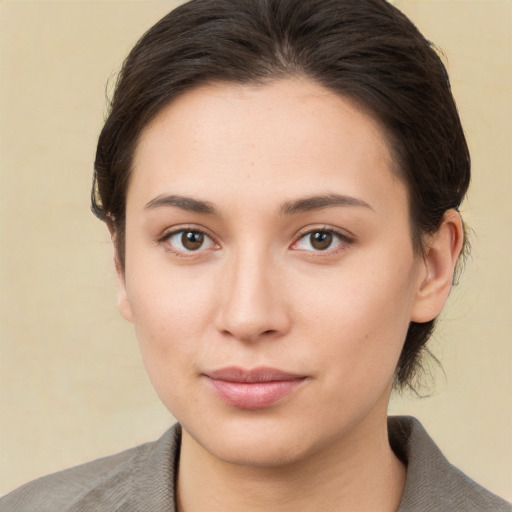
92,0,470,389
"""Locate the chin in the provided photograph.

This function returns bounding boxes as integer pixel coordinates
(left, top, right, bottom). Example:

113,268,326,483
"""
208,433,311,468
181,411,337,469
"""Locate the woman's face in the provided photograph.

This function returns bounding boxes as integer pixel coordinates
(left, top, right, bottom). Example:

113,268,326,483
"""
119,79,427,467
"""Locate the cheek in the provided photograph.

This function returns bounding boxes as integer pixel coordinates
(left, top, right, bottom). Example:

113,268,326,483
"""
295,259,417,383
125,264,218,366
125,270,219,413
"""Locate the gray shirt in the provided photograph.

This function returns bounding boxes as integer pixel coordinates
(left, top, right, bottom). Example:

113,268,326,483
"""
1,416,510,511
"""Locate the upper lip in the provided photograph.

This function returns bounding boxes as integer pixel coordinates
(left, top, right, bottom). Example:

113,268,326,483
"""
204,366,306,383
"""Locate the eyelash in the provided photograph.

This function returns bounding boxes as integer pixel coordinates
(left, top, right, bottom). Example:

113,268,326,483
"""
158,227,218,257
291,227,353,254
157,226,353,256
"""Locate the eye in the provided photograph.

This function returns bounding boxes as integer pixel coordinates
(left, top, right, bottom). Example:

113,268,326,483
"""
164,229,217,254
292,229,349,252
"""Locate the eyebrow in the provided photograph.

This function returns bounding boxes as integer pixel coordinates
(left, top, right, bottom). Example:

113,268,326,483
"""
144,194,216,215
144,192,374,217
280,193,374,215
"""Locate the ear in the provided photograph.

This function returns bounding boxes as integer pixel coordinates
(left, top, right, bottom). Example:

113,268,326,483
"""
411,209,465,323
107,222,133,323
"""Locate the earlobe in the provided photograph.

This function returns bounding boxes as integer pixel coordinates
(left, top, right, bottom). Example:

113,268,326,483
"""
118,284,134,323
411,210,465,323
107,223,134,323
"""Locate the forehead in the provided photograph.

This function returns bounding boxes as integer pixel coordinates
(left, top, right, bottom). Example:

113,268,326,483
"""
129,78,406,215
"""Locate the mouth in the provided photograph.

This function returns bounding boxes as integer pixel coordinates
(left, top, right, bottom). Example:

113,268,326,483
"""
203,366,308,410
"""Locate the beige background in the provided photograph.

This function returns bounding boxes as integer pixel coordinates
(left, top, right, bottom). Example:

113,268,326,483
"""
0,0,510,500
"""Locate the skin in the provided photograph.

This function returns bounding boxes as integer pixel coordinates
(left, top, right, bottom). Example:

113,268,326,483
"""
115,78,463,512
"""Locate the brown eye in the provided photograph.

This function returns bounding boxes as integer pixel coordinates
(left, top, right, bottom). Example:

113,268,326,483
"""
310,231,333,250
292,229,348,253
165,229,216,254
181,231,204,250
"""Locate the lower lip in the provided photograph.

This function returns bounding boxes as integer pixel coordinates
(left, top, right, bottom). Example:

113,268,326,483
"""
206,378,306,409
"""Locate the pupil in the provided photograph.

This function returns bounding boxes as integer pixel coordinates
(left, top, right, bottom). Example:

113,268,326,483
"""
182,231,204,250
311,231,332,250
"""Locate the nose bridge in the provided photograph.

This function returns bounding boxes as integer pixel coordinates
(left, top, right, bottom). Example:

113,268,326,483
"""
215,241,288,342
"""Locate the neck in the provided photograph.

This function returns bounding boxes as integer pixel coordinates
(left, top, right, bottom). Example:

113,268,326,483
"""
176,410,406,512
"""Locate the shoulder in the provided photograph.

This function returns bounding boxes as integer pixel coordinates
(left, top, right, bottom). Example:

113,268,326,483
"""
0,424,181,512
389,416,511,512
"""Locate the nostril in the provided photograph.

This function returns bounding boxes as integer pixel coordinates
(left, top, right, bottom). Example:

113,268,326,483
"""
219,326,281,343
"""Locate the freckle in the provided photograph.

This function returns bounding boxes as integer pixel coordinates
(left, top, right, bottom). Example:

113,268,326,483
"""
359,333,370,343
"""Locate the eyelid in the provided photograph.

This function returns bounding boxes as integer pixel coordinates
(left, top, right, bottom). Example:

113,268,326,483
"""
157,225,220,256
290,226,354,253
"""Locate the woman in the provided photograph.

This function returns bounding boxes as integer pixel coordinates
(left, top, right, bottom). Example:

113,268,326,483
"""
1,0,510,510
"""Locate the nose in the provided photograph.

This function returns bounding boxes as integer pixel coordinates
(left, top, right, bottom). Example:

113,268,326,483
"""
214,248,291,343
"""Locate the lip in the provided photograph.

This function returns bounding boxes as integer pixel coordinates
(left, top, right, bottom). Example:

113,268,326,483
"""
203,366,308,410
